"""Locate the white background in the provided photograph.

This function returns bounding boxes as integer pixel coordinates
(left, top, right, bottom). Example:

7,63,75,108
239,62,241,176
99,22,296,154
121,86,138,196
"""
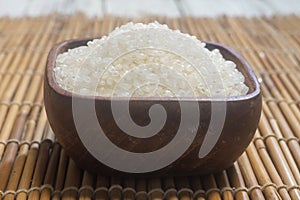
0,0,300,18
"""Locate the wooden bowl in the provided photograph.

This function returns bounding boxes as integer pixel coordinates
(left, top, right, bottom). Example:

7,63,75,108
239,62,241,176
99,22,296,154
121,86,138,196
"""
44,38,262,176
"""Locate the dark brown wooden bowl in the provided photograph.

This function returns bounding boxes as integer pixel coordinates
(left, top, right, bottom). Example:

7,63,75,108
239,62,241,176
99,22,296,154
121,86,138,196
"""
44,38,262,176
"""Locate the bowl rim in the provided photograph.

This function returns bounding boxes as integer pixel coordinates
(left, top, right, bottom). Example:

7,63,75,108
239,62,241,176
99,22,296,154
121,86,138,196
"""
46,38,261,102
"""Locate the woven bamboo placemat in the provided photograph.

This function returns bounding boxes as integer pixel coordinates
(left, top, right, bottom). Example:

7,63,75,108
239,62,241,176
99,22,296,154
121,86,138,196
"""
0,14,299,200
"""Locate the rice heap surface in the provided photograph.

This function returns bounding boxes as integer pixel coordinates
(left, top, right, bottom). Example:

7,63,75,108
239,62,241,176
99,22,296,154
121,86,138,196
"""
54,22,249,97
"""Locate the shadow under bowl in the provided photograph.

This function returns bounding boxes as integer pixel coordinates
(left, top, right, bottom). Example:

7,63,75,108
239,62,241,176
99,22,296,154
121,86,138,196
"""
44,38,262,176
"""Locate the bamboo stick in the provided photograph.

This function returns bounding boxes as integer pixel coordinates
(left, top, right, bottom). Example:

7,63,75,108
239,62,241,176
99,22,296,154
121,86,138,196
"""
201,174,222,200
15,107,48,200
263,75,300,139
262,102,300,182
196,17,218,42
109,176,122,200
27,139,52,200
0,17,11,51
224,19,264,73
175,177,192,200
148,177,163,200
227,162,250,200
189,176,205,200
0,17,48,188
258,17,298,65
185,17,208,41
246,142,281,199
135,178,147,200
0,18,42,95
61,158,82,200
254,131,297,200
163,177,178,200
0,105,30,191
237,153,266,200
267,73,300,122
0,19,22,79
52,149,69,200
0,55,30,144
79,171,94,200
214,171,234,200
27,126,55,200
123,177,135,200
2,83,44,200
40,141,61,200
259,43,300,103
170,17,187,34
204,17,232,45
258,110,300,199
0,18,31,52
91,16,103,38
95,175,109,200
0,17,55,158
261,84,300,168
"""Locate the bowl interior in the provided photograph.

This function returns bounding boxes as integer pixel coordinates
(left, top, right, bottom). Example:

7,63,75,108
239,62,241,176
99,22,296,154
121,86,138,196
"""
46,38,260,102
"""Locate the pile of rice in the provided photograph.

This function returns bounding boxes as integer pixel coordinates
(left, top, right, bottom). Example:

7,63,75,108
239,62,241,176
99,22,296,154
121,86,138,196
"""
54,22,248,97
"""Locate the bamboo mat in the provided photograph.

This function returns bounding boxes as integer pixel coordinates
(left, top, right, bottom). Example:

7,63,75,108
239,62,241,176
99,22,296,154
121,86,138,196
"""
0,14,299,200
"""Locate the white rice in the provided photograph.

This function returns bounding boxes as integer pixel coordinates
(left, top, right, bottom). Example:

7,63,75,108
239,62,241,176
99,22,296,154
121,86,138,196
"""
54,22,249,97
